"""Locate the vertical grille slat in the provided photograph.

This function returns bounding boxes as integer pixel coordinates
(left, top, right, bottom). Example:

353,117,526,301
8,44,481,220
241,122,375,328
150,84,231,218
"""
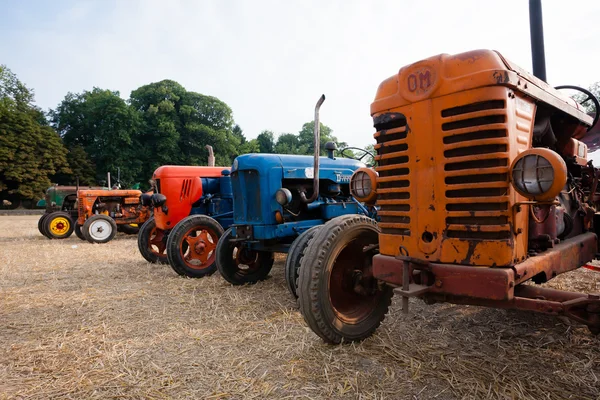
180,179,193,200
442,99,511,241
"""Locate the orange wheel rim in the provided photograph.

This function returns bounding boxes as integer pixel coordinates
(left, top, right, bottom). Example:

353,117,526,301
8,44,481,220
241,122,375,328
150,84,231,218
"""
149,227,166,256
179,227,219,270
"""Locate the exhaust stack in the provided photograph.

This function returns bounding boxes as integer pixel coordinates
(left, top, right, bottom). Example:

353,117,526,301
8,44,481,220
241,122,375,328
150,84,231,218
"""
301,94,326,203
529,0,547,82
206,145,215,167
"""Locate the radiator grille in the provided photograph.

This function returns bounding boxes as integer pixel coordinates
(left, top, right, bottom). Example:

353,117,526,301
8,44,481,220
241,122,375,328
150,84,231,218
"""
442,100,511,240
180,179,192,201
374,115,410,236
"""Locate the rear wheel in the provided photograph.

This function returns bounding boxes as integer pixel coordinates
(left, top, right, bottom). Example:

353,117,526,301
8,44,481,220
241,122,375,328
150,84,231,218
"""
38,214,50,238
297,215,392,344
285,225,321,298
216,228,274,285
74,224,86,240
43,211,75,239
83,214,117,244
138,217,168,263
166,215,224,278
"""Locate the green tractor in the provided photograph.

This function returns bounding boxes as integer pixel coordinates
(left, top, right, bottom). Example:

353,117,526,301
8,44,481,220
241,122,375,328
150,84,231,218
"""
37,184,104,239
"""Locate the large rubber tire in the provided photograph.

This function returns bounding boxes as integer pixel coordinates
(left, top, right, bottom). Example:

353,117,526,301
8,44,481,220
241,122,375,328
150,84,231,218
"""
284,225,321,299
216,228,274,285
137,217,168,264
82,214,118,244
43,211,75,239
297,215,393,344
166,215,224,278
38,214,50,238
74,224,86,241
118,224,140,235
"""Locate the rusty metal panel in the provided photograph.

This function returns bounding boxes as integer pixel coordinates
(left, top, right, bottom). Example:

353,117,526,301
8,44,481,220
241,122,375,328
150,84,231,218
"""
512,232,597,284
372,254,514,300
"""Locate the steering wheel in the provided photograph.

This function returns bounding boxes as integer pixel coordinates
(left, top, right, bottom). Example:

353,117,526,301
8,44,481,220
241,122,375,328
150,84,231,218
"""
555,85,600,131
339,147,376,163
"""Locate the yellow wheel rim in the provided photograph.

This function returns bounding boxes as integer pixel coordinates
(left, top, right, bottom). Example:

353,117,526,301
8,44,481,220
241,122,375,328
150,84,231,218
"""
50,217,71,236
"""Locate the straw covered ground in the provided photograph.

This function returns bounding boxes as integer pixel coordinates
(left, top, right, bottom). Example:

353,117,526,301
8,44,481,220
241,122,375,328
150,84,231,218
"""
1,215,600,399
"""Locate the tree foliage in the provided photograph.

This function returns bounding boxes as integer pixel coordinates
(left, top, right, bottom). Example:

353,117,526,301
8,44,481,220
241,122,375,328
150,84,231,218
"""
1,64,376,202
256,130,275,153
0,65,70,202
130,80,255,174
51,88,142,186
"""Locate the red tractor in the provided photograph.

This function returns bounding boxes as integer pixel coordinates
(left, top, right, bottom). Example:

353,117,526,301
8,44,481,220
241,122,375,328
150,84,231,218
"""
137,150,234,277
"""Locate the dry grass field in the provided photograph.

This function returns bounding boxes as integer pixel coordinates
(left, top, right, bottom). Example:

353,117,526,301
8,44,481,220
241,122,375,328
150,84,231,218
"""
1,215,600,399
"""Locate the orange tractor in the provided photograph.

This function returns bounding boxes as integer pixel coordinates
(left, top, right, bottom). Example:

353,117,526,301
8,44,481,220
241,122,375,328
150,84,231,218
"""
296,1,600,343
76,188,152,244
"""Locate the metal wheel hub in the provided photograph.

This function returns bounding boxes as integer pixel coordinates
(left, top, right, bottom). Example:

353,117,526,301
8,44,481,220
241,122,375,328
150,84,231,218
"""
50,217,70,235
194,239,206,255
89,220,112,240
149,228,166,254
182,228,217,269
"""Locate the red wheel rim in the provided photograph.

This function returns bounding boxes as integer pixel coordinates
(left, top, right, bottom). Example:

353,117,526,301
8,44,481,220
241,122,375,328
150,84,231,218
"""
232,246,261,275
179,226,219,270
149,227,166,257
327,237,381,324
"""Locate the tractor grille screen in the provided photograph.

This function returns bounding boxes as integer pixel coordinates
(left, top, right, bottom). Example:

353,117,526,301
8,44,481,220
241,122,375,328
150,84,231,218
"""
441,100,511,240
231,169,261,223
374,115,411,236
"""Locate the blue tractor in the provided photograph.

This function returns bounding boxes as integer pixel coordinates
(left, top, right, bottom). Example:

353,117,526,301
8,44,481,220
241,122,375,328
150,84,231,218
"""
215,95,375,297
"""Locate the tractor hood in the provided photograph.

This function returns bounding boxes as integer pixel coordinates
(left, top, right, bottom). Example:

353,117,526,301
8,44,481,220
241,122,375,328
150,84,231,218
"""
231,153,364,183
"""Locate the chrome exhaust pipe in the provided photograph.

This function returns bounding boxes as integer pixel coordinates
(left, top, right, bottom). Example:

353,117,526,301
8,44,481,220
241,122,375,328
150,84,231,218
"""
301,94,325,203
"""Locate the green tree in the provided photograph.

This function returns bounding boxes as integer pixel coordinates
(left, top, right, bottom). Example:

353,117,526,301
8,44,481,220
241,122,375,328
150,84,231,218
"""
50,88,141,186
0,65,70,202
131,80,245,172
130,80,185,176
257,130,275,153
274,133,305,154
53,144,96,185
297,121,338,155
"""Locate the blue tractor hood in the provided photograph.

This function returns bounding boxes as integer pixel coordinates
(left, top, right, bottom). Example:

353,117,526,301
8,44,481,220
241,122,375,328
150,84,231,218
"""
232,153,364,183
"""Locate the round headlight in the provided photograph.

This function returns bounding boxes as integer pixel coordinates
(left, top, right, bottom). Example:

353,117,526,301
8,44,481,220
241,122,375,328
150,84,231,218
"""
275,188,292,206
350,167,378,204
510,148,567,201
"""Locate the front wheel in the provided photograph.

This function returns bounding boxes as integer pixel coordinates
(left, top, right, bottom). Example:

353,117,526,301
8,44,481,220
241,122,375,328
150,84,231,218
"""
74,224,86,240
216,228,274,285
38,214,50,238
82,214,117,244
284,225,321,299
297,215,393,344
138,217,168,264
43,211,75,239
166,215,224,278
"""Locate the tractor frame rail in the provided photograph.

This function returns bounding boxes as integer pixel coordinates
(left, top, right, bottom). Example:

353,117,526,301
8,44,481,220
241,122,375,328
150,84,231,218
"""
372,232,600,333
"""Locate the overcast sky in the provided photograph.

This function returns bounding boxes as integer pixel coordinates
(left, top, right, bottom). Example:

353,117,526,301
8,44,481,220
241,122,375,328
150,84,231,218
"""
2,0,599,148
